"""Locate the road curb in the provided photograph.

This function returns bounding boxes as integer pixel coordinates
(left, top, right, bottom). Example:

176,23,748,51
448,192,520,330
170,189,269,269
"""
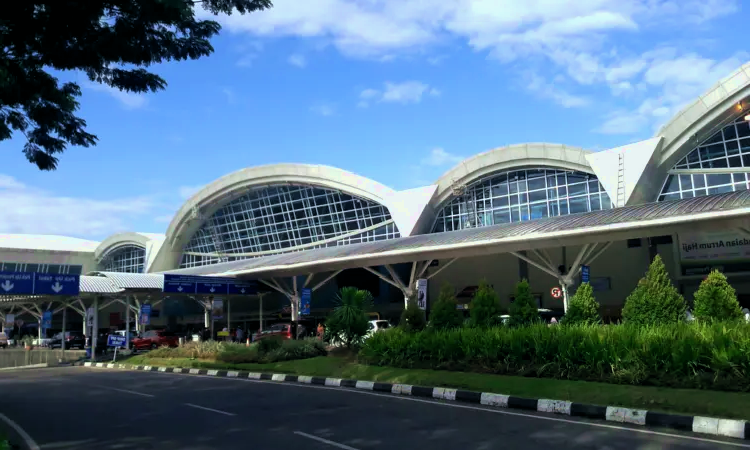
79,361,749,441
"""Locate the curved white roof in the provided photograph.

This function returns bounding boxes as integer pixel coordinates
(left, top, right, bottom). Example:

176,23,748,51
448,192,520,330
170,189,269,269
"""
0,234,100,253
431,143,594,209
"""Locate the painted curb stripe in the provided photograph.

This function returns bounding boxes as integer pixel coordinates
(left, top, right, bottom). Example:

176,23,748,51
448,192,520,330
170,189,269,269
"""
82,363,749,440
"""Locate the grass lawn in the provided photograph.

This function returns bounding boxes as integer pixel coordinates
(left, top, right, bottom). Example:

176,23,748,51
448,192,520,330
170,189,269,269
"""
121,354,750,421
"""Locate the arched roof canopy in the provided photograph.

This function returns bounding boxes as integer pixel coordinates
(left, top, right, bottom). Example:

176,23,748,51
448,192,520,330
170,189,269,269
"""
94,232,152,262
431,143,594,210
657,62,750,170
158,163,397,271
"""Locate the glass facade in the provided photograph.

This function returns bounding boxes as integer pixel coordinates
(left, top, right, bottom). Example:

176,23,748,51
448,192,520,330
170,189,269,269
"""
432,168,612,233
100,245,146,273
180,184,400,268
659,116,750,201
0,263,82,274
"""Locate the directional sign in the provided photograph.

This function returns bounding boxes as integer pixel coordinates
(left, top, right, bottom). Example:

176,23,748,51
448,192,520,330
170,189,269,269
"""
581,265,590,283
0,272,79,296
300,288,311,316
107,335,128,348
163,274,257,296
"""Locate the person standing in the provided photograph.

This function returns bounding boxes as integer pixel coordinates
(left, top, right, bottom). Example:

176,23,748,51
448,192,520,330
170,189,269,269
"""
236,327,244,344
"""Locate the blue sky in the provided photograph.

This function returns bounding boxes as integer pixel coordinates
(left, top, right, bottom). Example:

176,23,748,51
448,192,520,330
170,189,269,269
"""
0,0,746,240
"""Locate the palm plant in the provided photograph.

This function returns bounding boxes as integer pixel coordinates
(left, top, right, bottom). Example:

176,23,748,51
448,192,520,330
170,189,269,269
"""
325,287,373,348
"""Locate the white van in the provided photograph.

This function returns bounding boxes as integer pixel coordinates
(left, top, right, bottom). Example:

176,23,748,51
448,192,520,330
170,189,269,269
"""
0,332,8,349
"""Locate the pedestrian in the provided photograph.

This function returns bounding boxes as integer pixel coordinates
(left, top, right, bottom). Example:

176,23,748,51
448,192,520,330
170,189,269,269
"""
317,323,324,341
236,327,244,344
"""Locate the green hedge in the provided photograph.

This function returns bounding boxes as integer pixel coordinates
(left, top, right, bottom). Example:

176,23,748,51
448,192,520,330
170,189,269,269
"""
359,322,750,391
148,339,326,364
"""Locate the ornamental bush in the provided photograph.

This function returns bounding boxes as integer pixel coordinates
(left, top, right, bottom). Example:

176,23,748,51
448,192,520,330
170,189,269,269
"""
622,255,687,326
429,283,463,330
325,287,373,348
400,296,427,332
469,280,500,327
508,278,538,327
562,282,600,325
693,270,743,322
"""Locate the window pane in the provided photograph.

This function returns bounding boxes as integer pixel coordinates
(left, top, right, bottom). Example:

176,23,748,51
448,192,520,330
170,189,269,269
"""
590,194,601,210
724,124,738,141
527,176,546,191
693,174,706,188
569,197,588,214
568,183,587,196
529,203,548,219
663,175,679,193
706,174,732,186
679,175,692,190
529,190,547,203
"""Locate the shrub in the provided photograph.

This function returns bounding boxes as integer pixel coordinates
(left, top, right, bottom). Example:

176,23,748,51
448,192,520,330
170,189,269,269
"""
508,279,538,327
622,255,687,326
400,296,427,332
693,270,743,322
469,280,500,327
256,336,284,354
325,287,373,348
265,338,327,362
429,283,463,330
144,338,325,364
359,321,750,391
562,282,600,325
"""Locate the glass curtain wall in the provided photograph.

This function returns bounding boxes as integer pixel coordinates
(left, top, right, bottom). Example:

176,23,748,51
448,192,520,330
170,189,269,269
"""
100,245,146,273
432,168,612,233
659,116,750,201
180,184,399,268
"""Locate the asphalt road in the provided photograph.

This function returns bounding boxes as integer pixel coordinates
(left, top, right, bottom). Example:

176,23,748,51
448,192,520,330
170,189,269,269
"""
0,367,748,450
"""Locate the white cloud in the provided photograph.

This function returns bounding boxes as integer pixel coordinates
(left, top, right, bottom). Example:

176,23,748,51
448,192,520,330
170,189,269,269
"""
420,148,463,167
178,185,204,200
204,0,742,134
235,40,264,67
85,82,148,109
0,174,155,239
221,87,237,104
287,54,307,67
358,81,439,107
524,72,590,108
310,103,336,116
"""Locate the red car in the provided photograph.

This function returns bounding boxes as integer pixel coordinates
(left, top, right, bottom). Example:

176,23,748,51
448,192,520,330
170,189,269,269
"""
252,323,307,342
131,330,179,350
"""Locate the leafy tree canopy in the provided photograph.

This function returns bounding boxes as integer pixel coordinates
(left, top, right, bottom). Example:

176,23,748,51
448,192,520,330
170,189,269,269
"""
1,0,272,170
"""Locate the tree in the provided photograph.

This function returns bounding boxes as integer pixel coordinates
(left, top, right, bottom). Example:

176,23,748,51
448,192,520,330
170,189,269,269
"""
429,283,463,330
325,287,372,349
469,280,500,327
561,282,600,326
622,255,687,326
508,279,538,327
693,270,743,322
400,295,427,332
1,0,272,170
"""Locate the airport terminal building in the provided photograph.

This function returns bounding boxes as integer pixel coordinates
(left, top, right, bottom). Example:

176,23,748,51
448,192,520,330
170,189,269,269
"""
3,62,750,330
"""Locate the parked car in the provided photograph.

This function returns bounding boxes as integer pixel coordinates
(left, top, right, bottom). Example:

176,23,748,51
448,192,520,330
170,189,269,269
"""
131,330,179,350
252,323,307,342
0,332,8,349
49,331,85,349
364,320,390,339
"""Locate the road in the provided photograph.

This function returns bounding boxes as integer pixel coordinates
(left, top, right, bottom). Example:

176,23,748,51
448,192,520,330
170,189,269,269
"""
0,367,747,450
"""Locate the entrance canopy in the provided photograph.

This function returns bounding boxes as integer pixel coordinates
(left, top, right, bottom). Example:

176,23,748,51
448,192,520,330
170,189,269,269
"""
164,190,750,279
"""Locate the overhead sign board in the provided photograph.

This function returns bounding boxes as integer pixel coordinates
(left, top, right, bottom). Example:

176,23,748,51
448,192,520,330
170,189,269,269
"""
163,274,257,296
300,288,311,316
581,265,590,283
140,304,151,326
0,272,80,296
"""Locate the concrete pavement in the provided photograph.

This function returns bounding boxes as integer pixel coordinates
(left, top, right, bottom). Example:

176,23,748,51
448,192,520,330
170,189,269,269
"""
0,366,748,450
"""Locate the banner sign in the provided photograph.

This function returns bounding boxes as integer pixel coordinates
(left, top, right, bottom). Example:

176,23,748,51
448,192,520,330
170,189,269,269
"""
300,288,311,316
679,232,750,262
212,299,224,320
416,279,428,310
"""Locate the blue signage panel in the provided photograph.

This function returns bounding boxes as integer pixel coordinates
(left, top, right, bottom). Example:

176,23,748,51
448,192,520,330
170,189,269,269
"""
107,335,128,348
163,274,257,296
581,265,590,284
42,311,52,330
300,288,311,316
35,274,80,296
140,304,151,326
0,272,79,296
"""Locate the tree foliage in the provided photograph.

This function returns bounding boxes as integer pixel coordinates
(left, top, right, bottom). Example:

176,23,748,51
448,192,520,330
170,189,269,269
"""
429,283,463,330
622,255,687,326
400,295,427,332
693,270,743,322
561,282,600,326
325,287,372,349
1,0,272,169
469,280,500,327
508,278,538,327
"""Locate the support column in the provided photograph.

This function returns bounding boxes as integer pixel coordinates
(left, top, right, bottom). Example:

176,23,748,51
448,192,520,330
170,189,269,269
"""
125,296,131,351
61,303,67,353
92,297,99,357
258,293,265,332
363,259,459,309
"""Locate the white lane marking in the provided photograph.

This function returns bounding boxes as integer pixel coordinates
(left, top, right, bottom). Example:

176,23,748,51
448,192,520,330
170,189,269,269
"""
293,431,360,450
121,370,750,448
91,385,155,398
184,403,236,416
0,412,41,450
